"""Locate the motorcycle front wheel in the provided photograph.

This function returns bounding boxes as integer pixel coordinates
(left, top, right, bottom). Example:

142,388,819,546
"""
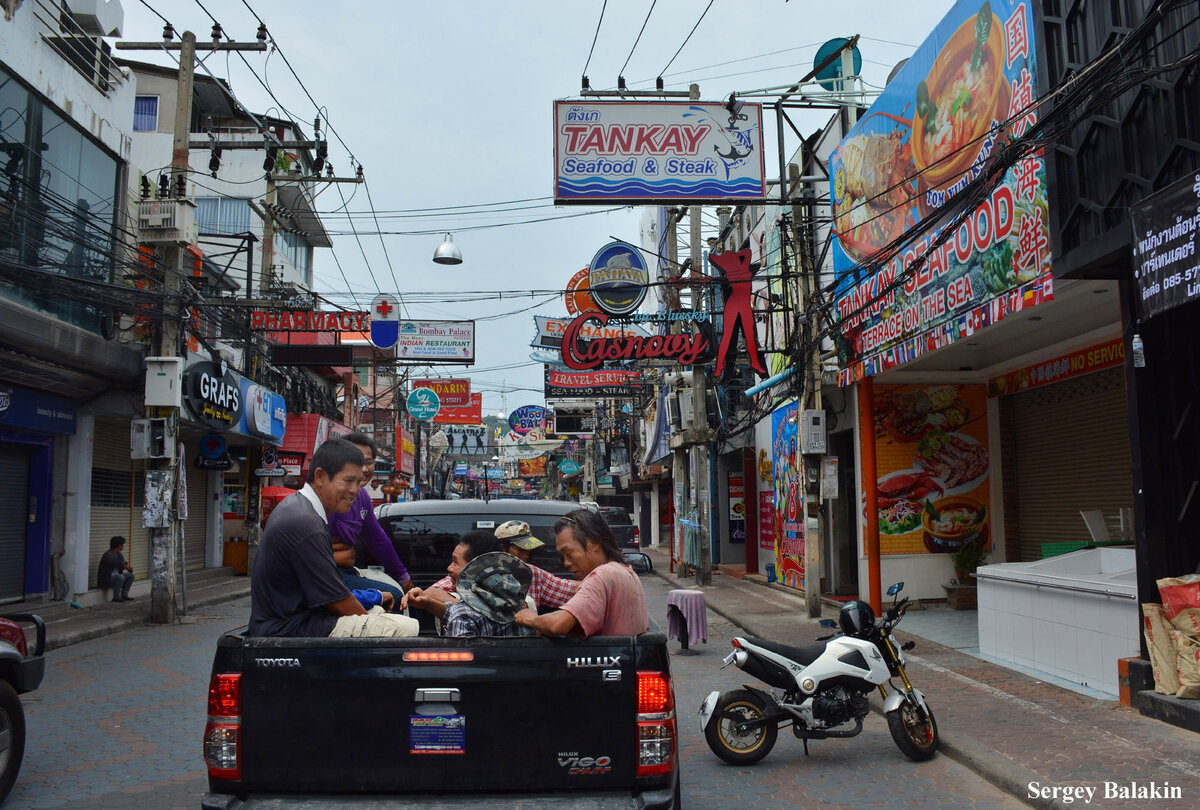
704,689,777,765
887,696,939,761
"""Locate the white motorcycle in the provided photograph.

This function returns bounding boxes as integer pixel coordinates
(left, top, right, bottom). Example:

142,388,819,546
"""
700,582,938,764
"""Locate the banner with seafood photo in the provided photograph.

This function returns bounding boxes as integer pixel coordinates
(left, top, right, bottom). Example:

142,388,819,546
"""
771,402,804,589
830,0,1053,385
867,384,990,555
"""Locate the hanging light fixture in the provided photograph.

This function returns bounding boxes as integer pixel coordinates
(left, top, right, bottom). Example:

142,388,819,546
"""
433,232,463,265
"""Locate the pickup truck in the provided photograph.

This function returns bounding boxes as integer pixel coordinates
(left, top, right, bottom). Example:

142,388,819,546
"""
0,613,46,803
202,499,679,808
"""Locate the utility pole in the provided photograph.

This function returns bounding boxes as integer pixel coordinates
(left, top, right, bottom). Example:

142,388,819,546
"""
788,165,824,618
118,30,267,624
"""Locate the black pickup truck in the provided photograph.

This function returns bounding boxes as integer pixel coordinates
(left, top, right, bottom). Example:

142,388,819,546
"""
0,613,45,803
202,499,679,808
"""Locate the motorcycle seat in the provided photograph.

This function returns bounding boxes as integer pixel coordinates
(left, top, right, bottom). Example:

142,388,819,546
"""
745,636,826,667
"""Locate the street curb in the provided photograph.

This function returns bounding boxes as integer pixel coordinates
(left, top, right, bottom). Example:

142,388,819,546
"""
649,563,1046,809
46,581,252,652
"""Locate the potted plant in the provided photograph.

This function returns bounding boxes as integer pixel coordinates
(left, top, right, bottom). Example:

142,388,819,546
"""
952,540,989,586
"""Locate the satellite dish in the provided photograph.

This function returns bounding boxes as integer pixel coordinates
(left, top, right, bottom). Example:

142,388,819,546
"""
886,58,910,87
813,38,862,92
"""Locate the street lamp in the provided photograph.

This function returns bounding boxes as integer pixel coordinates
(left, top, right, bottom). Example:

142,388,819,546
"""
483,454,500,503
433,232,463,265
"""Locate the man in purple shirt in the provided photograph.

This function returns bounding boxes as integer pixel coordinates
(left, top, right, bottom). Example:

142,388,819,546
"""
328,433,413,606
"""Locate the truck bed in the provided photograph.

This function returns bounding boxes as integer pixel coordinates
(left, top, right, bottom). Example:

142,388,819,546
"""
203,628,677,808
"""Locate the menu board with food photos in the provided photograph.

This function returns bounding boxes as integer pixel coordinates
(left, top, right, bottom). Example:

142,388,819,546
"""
866,384,990,555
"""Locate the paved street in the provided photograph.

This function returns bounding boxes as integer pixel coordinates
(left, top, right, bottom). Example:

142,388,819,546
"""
6,573,1025,809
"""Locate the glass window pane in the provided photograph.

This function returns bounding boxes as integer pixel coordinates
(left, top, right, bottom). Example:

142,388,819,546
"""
219,198,250,234
195,197,219,234
133,96,157,131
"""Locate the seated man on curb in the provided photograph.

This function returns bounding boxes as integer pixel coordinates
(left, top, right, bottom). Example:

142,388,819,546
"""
249,437,418,639
97,535,135,602
493,520,578,611
401,529,498,620
442,552,535,638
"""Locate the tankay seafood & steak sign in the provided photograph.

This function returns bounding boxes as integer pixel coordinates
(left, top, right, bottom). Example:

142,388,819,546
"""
830,0,1052,385
553,101,766,204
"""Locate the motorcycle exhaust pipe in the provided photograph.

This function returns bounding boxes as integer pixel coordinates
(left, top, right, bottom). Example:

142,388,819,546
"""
794,718,864,740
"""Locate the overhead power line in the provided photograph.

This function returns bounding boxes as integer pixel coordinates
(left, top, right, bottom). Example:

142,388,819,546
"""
659,0,715,78
619,0,658,80
581,0,607,81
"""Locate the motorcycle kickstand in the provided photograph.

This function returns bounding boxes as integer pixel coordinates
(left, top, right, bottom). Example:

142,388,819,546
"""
803,737,809,756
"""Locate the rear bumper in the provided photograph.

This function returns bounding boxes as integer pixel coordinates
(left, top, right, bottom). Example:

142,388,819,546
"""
19,655,45,693
203,785,675,810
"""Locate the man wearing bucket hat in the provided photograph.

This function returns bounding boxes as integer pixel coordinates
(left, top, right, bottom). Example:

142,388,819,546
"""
443,552,535,638
494,520,579,610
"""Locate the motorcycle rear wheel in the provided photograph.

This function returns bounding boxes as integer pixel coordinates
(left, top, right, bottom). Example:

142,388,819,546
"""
887,697,939,761
704,689,777,765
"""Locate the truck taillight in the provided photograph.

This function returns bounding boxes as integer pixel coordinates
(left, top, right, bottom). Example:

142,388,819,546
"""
205,673,241,781
634,527,641,540
636,671,675,777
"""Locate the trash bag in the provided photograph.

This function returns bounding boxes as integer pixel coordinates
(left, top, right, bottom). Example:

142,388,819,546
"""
1171,631,1200,700
1156,575,1200,620
1143,603,1181,695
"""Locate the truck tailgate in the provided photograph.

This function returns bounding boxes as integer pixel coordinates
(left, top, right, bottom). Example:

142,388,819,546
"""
235,636,648,795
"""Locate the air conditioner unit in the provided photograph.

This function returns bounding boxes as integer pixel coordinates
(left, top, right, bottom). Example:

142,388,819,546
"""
137,198,197,245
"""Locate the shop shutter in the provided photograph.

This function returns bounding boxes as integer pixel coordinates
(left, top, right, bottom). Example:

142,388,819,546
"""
89,421,152,585
1008,367,1134,561
0,444,31,602
182,463,208,571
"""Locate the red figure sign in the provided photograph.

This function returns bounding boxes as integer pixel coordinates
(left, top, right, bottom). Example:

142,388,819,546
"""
710,249,766,378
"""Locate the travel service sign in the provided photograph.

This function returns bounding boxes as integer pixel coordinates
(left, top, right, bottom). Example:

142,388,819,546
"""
829,0,1052,386
553,101,766,203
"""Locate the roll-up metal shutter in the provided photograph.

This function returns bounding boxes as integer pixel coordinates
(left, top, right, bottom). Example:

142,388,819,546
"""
90,421,151,585
1008,367,1133,562
0,444,31,603
182,462,208,571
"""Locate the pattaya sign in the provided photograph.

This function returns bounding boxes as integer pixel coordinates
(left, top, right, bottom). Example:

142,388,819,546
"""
830,0,1052,385
559,312,708,370
589,242,648,316
250,309,369,331
411,378,471,407
554,100,766,203
987,337,1124,397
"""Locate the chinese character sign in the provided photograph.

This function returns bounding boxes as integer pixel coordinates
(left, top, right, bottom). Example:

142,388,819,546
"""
830,0,1051,385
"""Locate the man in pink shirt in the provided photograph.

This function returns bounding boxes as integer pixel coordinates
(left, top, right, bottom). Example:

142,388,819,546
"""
515,509,648,638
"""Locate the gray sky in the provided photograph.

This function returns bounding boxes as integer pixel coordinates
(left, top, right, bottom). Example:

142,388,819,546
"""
116,0,954,416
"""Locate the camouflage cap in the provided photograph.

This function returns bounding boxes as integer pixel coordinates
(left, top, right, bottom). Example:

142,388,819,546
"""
494,520,544,551
456,552,533,624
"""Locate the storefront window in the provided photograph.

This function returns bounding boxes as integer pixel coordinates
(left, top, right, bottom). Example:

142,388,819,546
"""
0,63,120,333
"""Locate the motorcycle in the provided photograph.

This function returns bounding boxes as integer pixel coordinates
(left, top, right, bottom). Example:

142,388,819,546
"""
700,582,938,764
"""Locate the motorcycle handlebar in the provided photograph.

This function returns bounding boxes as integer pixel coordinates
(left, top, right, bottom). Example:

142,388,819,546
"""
885,597,911,622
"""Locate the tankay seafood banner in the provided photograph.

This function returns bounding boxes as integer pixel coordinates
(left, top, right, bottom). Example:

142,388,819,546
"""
554,101,766,203
830,0,1053,385
867,384,990,555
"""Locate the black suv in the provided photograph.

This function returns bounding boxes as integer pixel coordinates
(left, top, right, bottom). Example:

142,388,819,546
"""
599,505,639,549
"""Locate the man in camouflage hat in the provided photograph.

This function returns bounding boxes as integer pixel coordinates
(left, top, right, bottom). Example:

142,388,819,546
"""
443,552,535,638
494,520,579,610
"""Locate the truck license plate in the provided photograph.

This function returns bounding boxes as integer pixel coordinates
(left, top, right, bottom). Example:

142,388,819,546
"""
409,714,466,755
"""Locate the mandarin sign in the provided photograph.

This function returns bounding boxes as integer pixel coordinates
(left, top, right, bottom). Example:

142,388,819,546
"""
411,378,471,407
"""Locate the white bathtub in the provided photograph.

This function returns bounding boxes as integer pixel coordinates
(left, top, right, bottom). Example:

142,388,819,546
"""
976,547,1139,696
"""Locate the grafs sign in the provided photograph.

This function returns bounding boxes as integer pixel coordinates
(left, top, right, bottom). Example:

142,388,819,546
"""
184,361,242,431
